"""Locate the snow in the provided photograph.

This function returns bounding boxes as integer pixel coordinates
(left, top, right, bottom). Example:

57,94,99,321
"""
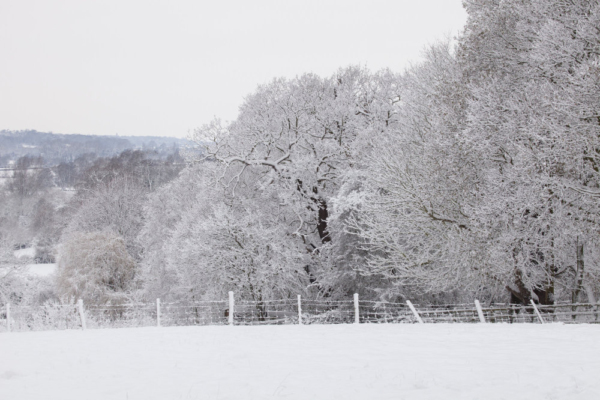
0,261,56,278
1,324,599,399
9,248,56,276
26,263,56,277
13,248,35,259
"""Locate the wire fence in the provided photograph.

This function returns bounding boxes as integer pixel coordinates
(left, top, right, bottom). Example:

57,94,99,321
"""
1,295,599,332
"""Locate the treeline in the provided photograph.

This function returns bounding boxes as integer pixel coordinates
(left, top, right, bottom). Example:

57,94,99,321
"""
155,0,598,306
3,0,600,310
0,130,191,167
0,148,184,305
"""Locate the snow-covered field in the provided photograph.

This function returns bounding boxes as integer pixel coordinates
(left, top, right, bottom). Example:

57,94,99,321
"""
24,263,56,277
10,247,57,277
1,324,599,399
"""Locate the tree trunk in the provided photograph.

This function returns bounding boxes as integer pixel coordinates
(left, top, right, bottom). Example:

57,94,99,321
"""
572,239,585,320
317,198,331,244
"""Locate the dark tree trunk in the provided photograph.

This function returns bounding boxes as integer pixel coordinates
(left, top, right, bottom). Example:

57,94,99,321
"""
572,239,585,304
572,239,585,320
317,198,331,244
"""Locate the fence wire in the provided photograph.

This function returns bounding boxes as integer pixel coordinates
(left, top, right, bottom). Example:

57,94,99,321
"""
1,302,82,331
1,298,599,332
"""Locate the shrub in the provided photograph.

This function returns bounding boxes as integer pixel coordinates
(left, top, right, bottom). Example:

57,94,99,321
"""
56,231,136,305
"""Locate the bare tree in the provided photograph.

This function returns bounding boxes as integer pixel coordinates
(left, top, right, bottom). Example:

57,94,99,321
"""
56,231,136,305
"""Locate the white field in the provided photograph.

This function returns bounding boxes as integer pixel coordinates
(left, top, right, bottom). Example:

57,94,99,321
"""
1,324,599,400
13,248,36,259
24,263,56,277
11,248,57,277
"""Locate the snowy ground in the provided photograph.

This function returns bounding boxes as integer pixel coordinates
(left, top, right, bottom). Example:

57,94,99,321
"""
13,248,36,259
1,324,599,400
24,263,56,277
10,247,57,277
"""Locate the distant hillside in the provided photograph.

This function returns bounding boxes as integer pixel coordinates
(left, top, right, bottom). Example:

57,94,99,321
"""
0,130,194,167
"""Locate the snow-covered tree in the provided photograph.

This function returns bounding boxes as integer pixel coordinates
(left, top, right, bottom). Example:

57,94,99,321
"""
135,1,600,306
63,176,146,260
56,231,136,305
0,233,28,306
190,67,400,298
458,0,600,303
342,42,491,301
137,164,209,300
337,0,600,305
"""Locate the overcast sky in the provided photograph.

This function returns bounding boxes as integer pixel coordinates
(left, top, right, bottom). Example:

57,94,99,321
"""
0,0,467,138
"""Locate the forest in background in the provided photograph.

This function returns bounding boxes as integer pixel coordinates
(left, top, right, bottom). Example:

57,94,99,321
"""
0,133,187,306
1,0,599,312
0,129,191,167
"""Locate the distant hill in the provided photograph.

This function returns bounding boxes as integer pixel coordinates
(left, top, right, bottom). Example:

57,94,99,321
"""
0,130,194,167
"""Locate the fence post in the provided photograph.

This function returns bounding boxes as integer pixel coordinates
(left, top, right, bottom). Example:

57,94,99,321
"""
6,303,10,332
228,291,234,326
354,293,360,324
78,299,87,330
475,299,486,323
406,300,424,324
156,298,161,327
530,299,545,324
298,295,302,325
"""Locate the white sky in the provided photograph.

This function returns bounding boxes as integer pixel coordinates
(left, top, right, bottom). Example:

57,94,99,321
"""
0,0,467,138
